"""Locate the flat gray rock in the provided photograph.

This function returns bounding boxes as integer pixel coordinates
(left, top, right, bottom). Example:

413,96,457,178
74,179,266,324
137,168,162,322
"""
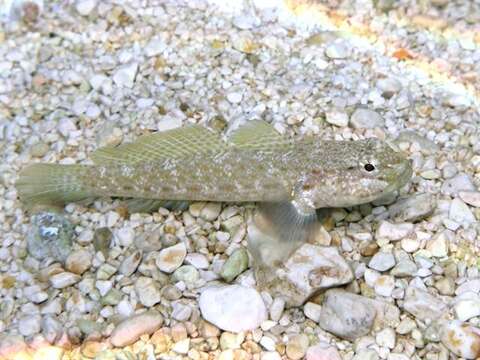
319,289,376,341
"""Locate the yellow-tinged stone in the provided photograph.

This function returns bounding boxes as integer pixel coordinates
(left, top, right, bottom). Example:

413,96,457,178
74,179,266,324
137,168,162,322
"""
2,275,16,289
11,351,33,360
32,346,64,360
81,341,110,358
211,39,225,50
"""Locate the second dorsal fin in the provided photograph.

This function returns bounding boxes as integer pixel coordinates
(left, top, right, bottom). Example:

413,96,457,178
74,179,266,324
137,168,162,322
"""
228,120,293,151
91,124,227,165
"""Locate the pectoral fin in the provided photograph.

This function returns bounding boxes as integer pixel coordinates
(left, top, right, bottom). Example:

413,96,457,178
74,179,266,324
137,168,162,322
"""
247,201,319,267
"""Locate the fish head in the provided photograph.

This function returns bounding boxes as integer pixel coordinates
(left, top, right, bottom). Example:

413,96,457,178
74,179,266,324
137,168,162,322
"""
299,138,413,208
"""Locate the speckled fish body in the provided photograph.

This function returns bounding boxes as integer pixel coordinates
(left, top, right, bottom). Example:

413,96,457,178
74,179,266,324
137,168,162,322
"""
17,120,412,264
70,138,410,207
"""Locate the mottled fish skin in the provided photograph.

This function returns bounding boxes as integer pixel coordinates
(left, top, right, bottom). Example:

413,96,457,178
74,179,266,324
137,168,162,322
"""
78,137,411,207
17,121,413,267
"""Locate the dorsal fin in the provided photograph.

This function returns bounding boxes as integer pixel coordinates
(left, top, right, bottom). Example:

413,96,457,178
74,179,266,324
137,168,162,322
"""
228,120,293,151
91,125,227,165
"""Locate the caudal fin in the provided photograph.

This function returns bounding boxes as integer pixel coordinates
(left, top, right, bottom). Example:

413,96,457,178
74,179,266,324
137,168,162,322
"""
16,164,91,206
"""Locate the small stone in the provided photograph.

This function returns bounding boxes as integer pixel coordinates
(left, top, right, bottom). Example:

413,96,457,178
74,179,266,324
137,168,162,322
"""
388,193,436,222
400,238,420,253
449,198,476,225
376,327,396,349
434,277,455,296
220,247,249,282
374,275,395,297
96,124,123,148
325,42,350,59
96,263,117,280
325,111,348,127
65,249,92,275
459,191,480,207
269,297,285,322
426,230,452,257
119,250,142,276
377,78,402,98
402,286,447,321
113,62,138,88
32,346,64,360
157,116,182,132
454,299,480,321
350,109,384,128
30,142,49,157
85,104,101,119
172,338,190,354
199,285,267,332
441,173,476,196
443,94,472,109
260,336,276,351
115,227,135,247
286,334,309,360
376,221,414,241
96,280,112,296
220,332,244,350
172,265,199,285
306,343,342,360
226,92,243,104
144,38,167,57
185,253,209,269
156,242,186,273
24,286,48,303
304,302,322,322
18,315,41,336
256,245,353,307
396,318,416,335
200,202,222,221
232,15,258,30
135,277,161,307
101,289,123,306
440,320,480,359
171,301,192,321
319,289,376,341
57,118,77,137
110,310,163,347
27,212,73,262
75,0,97,15
50,272,81,289
369,252,396,271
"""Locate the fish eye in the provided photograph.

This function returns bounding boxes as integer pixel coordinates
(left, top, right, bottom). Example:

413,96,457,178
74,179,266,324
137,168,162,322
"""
364,163,375,172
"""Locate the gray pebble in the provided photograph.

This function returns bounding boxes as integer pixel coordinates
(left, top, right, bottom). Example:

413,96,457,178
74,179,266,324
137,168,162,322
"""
350,108,384,129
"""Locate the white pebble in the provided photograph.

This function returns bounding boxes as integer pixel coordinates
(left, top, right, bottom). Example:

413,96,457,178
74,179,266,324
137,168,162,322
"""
226,92,243,104
325,111,348,127
113,62,138,88
376,327,396,349
144,38,167,57
156,242,187,273
449,198,476,225
110,310,163,347
75,0,97,15
116,227,135,247
50,272,81,289
303,302,322,322
199,285,267,332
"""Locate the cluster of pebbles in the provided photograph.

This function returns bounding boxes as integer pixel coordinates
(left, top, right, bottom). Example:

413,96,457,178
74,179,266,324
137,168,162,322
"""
1,0,480,359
